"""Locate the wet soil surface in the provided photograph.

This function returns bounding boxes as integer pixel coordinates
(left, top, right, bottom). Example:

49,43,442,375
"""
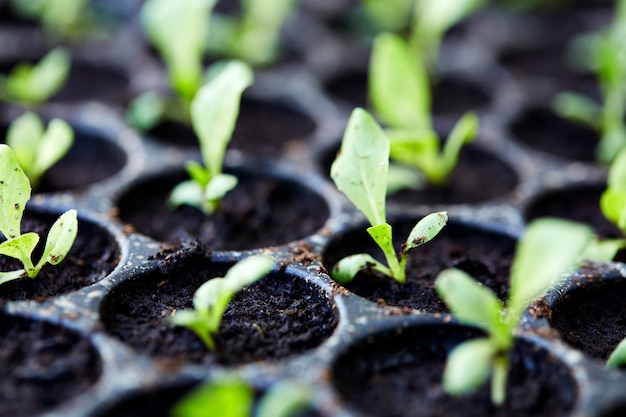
550,276,626,362
333,325,576,417
524,184,621,239
0,313,101,417
100,246,337,366
147,98,316,159
116,169,329,250
323,219,516,311
0,210,120,301
509,107,598,163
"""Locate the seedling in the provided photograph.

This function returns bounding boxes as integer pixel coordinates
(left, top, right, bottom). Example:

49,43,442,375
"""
0,48,70,106
170,254,274,351
10,0,91,38
435,218,592,405
172,376,313,417
552,0,626,164
168,60,253,214
0,144,78,286
369,32,479,189
5,111,74,189
330,108,447,284
208,0,296,67
359,0,414,32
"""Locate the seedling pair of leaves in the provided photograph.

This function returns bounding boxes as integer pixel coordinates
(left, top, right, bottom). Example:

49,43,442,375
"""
369,32,479,191
0,48,70,106
167,60,253,214
330,108,447,284
208,0,297,67
552,0,626,164
435,218,592,405
0,144,78,286
172,377,313,417
5,111,74,189
10,0,93,39
127,0,217,131
170,255,274,351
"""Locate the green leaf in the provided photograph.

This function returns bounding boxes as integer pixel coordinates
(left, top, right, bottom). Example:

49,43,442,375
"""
257,381,313,417
125,91,166,131
191,61,254,179
169,180,204,210
443,338,495,396
386,163,424,194
32,118,74,185
222,254,274,293
171,378,254,417
508,218,593,320
441,112,479,177
402,211,447,254
0,232,39,261
6,48,70,104
0,144,31,240
330,108,389,227
35,209,77,268
369,32,430,130
367,223,395,261
435,268,503,334
0,269,26,286
185,161,211,187
331,253,391,284
582,238,624,262
6,111,45,175
607,147,626,190
552,91,602,131
205,173,238,202
607,337,626,368
600,189,626,227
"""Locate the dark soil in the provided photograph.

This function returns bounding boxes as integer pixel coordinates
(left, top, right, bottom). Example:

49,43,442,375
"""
100,247,338,366
323,219,516,311
0,124,127,193
509,107,598,162
320,143,518,205
0,312,102,417
332,325,576,417
52,61,130,106
323,71,491,117
524,184,621,239
115,169,329,250
550,277,626,362
147,98,316,159
0,210,120,301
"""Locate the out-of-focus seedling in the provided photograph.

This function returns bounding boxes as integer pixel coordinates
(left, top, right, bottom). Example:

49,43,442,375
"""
369,32,479,189
171,376,314,417
5,111,74,189
0,144,78,286
208,0,296,67
435,218,592,405
330,108,447,284
10,0,92,38
0,48,70,106
359,0,414,32
168,60,253,214
552,0,626,164
170,255,274,351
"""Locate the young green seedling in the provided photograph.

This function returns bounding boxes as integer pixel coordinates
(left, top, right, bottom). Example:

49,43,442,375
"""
330,108,447,284
369,32,479,189
0,144,78,286
435,218,592,405
10,0,91,38
172,376,313,417
168,60,253,214
170,254,274,351
359,0,414,32
0,48,70,106
552,0,626,164
5,111,74,189
208,0,296,67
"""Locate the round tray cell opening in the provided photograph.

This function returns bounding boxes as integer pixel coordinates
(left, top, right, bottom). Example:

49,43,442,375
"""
332,324,577,417
0,312,102,417
100,255,338,366
0,208,120,301
115,169,329,250
322,218,516,312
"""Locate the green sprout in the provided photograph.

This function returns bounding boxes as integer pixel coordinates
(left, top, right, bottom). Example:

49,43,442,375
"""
10,0,92,38
5,111,74,189
0,48,71,106
168,60,253,214
0,144,78,286
552,0,626,165
128,0,217,131
435,218,592,406
330,108,447,284
359,0,414,32
369,32,479,189
170,254,274,351
208,0,297,67
171,376,313,417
